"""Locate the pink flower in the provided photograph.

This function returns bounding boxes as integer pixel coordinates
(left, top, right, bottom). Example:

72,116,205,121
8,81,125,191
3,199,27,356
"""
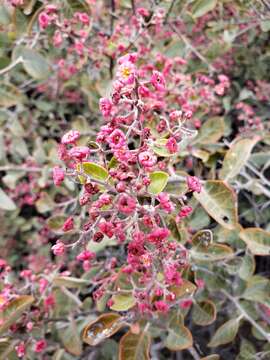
151,71,166,92
61,130,80,144
138,85,151,97
45,4,57,13
157,193,175,213
39,278,48,293
108,129,126,149
68,146,90,161
53,166,65,186
186,176,202,193
0,259,7,269
15,342,26,358
137,7,150,17
34,339,47,353
155,288,164,297
218,74,230,87
138,151,157,168
74,41,84,55
138,302,151,314
147,227,170,244
20,269,32,279
57,143,69,161
169,110,182,121
195,279,205,289
107,298,114,307
51,241,65,256
38,12,50,29
83,260,91,271
214,84,225,96
99,98,113,117
10,0,24,5
75,12,90,25
116,60,136,85
118,53,137,65
99,221,115,238
179,299,193,309
165,264,182,285
184,110,193,119
154,300,169,313
176,206,193,222
26,322,33,331
166,137,178,154
53,30,63,47
62,217,74,232
118,194,136,215
76,250,96,261
44,294,55,311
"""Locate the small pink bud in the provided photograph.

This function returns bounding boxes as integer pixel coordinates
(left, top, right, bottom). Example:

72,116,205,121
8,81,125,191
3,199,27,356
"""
62,217,74,232
51,241,65,256
53,166,65,186
61,130,80,145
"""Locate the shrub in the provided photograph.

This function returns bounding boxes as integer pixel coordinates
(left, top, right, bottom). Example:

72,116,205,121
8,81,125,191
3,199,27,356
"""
0,1,270,359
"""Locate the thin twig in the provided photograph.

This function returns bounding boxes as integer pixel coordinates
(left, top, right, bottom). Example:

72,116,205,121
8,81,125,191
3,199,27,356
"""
168,23,216,73
222,290,270,343
0,56,23,76
164,0,177,24
188,347,201,360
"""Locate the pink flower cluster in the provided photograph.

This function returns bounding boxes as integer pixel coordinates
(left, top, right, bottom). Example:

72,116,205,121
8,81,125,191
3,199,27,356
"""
53,53,204,317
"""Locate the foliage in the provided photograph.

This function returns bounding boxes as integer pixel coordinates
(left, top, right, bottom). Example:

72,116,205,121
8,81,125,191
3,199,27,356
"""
0,0,270,359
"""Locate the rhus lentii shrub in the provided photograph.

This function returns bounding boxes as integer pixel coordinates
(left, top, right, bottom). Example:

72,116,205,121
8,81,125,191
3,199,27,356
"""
0,1,270,359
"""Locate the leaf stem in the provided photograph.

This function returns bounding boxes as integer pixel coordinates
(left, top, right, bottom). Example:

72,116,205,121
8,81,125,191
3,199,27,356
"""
222,290,270,342
0,56,23,76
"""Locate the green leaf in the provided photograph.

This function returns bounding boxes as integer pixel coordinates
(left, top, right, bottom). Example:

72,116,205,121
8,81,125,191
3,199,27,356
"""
192,0,217,18
0,187,16,211
192,229,213,246
87,236,117,253
47,215,67,231
148,171,169,194
0,296,34,335
22,48,51,79
193,300,216,326
110,293,136,311
150,138,172,157
191,243,233,262
241,276,270,307
119,331,151,360
101,339,119,360
0,338,16,360
35,192,55,213
82,162,109,181
239,228,270,256
0,5,11,25
193,117,224,145
83,313,125,346
220,137,259,181
194,180,238,229
53,276,89,289
58,321,82,356
0,83,23,108
164,322,193,351
260,20,270,32
237,339,256,360
208,319,239,347
169,280,197,299
239,253,255,280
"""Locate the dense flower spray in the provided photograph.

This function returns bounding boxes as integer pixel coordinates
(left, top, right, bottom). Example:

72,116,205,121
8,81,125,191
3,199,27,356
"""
52,52,202,316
